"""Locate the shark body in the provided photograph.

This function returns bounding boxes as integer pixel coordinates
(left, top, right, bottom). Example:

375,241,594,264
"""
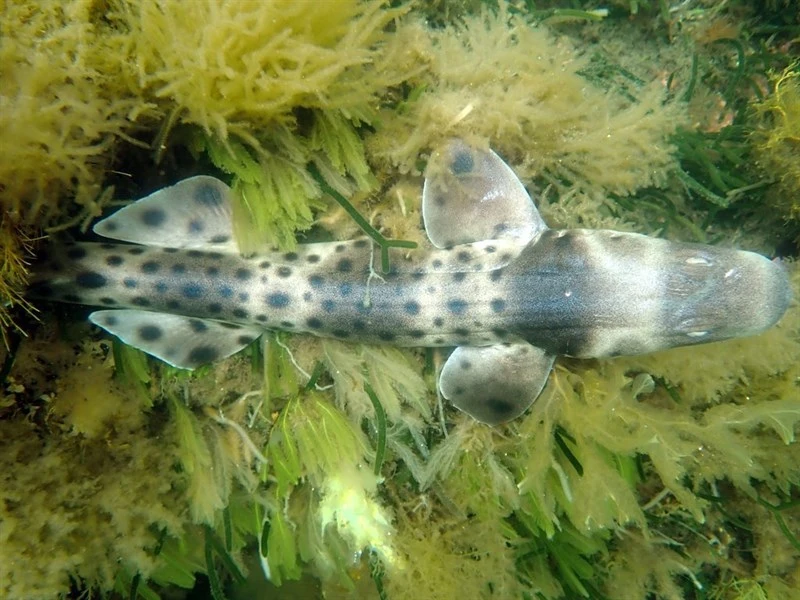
30,140,793,424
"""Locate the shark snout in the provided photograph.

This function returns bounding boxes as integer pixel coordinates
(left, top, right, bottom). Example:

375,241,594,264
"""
667,249,793,343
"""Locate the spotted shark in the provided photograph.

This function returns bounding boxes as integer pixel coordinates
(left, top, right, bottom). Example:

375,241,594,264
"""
29,140,793,425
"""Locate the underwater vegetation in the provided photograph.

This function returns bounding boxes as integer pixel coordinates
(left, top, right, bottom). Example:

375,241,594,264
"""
1,1,799,599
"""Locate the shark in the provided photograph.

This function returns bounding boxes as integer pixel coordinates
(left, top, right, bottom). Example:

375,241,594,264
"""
29,139,793,425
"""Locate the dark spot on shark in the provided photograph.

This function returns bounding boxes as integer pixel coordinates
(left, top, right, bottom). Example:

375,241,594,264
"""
332,329,350,338
489,270,503,282
210,235,229,244
322,299,335,313
487,398,515,419
404,300,420,315
67,246,87,260
104,222,118,232
128,247,145,255
335,244,346,253
30,283,53,298
182,283,204,299
106,255,124,267
76,271,107,289
188,219,204,234
172,264,187,274
207,303,222,314
154,281,168,293
306,317,323,329
142,261,160,274
189,319,208,333
336,258,353,273
63,294,81,303
308,275,323,288
218,286,233,298
219,322,242,330
451,150,474,174
207,252,224,260
166,300,181,310
162,248,179,253
460,360,472,370
485,245,496,253
490,298,507,313
142,208,166,227
235,268,252,281
255,314,268,322
99,297,116,305
302,292,312,302
139,325,163,341
411,271,426,281
434,195,446,207
232,308,248,319
409,329,425,338
353,320,366,331
195,183,223,207
279,320,294,328
433,317,444,327
339,283,353,297
188,345,219,364
238,292,249,302
447,299,468,315
453,272,466,283
354,239,369,248
306,254,320,264
259,261,271,269
132,297,150,307
284,252,299,261
238,335,255,345
494,223,509,235
187,250,203,258
454,327,470,337
456,251,471,263
432,259,443,269
378,331,396,342
267,293,290,308
277,266,292,278
206,266,220,277
104,315,118,327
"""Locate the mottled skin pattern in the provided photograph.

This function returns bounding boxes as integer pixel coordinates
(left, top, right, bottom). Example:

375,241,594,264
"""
30,237,524,348
30,228,790,359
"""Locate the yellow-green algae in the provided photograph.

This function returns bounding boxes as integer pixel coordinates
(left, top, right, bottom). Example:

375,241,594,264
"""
752,66,800,242
1,2,799,600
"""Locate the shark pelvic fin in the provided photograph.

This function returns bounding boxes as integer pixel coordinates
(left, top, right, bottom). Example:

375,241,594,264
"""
422,139,547,249
89,309,261,369
93,176,238,252
439,342,554,425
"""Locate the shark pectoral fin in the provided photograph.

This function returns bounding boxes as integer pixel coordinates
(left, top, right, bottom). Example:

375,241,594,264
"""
439,342,555,425
422,139,548,249
89,310,261,369
93,176,238,252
